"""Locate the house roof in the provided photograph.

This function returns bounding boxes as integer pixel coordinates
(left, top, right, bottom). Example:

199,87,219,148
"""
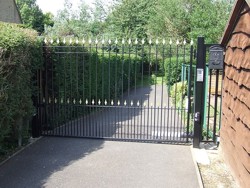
14,0,22,23
220,0,250,46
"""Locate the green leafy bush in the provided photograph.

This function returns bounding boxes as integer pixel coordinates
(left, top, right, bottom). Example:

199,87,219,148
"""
164,57,186,87
170,81,187,108
0,22,42,151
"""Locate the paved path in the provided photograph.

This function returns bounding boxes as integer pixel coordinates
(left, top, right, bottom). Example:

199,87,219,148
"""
0,137,200,188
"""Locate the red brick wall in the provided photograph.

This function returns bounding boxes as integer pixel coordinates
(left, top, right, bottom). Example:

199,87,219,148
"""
221,3,250,188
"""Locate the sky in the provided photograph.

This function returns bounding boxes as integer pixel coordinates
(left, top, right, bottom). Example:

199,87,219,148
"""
36,0,95,16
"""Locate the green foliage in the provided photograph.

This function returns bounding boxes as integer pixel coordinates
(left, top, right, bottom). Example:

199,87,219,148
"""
165,57,187,86
44,0,108,37
16,0,54,33
147,0,188,38
51,47,140,101
42,43,141,125
0,22,42,150
147,0,232,42
42,0,233,42
106,0,155,40
170,81,187,108
187,0,231,43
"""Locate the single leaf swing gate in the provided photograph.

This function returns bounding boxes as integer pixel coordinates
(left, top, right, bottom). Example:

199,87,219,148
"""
34,38,196,143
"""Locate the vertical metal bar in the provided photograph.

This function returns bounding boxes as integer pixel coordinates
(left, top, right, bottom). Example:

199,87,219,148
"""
75,46,79,136
82,46,85,137
170,107,173,140
89,44,92,102
173,44,179,138
45,47,49,136
63,47,67,136
141,43,144,87
218,70,223,130
69,46,73,135
128,102,131,138
108,43,111,103
163,105,166,140
213,69,220,143
157,105,160,139
115,43,118,102
203,65,208,140
57,46,61,136
160,42,165,140
180,45,186,140
121,43,125,102
167,44,172,140
134,104,136,139
101,42,104,103
177,107,180,140
51,47,55,134
114,103,117,139
143,103,146,139
154,42,158,138
147,102,149,140
187,45,194,143
120,105,122,139
193,37,206,148
128,43,131,103
135,42,138,95
206,69,212,140
95,44,98,104
101,104,104,138
141,103,143,139
90,104,93,137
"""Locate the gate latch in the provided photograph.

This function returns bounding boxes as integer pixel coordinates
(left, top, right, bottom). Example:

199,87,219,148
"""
194,112,200,123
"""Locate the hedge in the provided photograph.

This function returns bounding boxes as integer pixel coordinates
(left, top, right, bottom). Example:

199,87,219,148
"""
0,22,43,151
42,44,141,126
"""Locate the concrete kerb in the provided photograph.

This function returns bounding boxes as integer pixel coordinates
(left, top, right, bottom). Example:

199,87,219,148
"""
190,146,205,188
0,136,43,167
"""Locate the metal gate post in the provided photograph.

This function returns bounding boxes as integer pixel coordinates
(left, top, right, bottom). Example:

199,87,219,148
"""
193,37,206,148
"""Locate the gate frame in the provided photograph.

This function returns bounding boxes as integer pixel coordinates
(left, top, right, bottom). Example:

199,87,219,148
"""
193,36,224,148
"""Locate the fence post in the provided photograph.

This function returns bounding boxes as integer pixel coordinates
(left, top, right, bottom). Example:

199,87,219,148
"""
193,37,206,148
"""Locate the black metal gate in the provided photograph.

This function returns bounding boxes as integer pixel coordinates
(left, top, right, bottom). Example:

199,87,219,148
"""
35,38,195,143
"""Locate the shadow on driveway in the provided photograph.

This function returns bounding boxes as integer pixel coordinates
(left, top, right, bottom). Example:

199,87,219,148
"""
0,137,104,188
0,137,200,188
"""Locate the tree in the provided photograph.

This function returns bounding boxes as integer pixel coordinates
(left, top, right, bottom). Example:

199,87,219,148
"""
16,0,54,33
146,0,232,43
43,0,233,42
44,0,114,38
44,0,92,37
105,0,156,40
146,0,188,39
187,0,231,43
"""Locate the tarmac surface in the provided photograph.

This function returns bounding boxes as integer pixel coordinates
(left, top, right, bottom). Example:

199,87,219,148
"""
0,137,201,188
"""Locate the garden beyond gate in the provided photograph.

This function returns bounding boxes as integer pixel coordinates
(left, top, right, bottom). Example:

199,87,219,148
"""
34,38,195,143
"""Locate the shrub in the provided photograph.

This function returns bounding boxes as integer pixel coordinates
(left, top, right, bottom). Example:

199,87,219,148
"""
164,57,186,87
170,81,187,108
0,22,42,150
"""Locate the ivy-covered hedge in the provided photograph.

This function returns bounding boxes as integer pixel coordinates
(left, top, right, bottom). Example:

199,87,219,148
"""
0,22,42,151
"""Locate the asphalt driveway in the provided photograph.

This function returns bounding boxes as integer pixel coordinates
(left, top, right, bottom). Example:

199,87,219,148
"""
0,137,201,188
